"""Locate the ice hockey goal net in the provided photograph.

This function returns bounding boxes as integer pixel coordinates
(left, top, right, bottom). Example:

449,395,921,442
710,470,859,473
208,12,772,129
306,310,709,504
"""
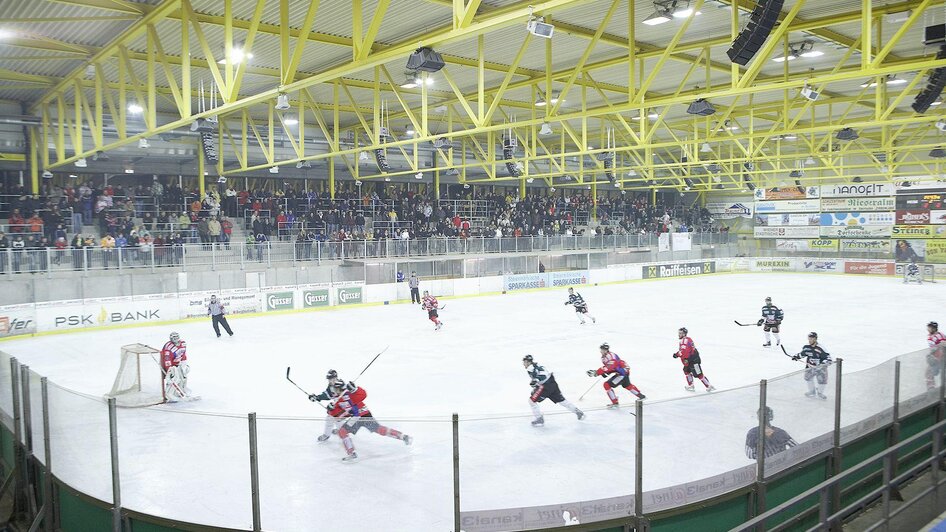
900,263,937,284
105,343,165,407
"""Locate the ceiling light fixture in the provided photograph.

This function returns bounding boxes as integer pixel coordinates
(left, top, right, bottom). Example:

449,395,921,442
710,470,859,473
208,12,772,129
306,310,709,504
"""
861,75,908,88
275,93,290,110
127,103,143,114
643,8,672,25
781,134,798,140
124,168,134,174
137,138,150,149
284,115,299,126
269,166,279,174
836,127,859,141
700,142,712,152
75,158,87,168
805,156,816,165
539,122,553,135
217,43,252,65
526,7,555,38
931,147,946,158
687,98,716,116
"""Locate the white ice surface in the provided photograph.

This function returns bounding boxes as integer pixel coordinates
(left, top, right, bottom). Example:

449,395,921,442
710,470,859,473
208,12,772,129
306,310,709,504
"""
1,273,942,531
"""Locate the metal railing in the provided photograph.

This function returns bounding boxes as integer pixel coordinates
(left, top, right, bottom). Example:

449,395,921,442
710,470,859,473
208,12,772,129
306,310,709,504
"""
0,232,743,275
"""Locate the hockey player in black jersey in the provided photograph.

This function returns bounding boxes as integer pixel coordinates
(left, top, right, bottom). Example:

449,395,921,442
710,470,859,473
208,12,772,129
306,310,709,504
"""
522,355,585,426
564,287,596,325
309,369,344,442
757,297,784,347
745,407,797,459
790,332,832,399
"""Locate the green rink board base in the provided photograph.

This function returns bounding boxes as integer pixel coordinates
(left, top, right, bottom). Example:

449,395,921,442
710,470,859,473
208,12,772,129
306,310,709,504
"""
1,406,941,532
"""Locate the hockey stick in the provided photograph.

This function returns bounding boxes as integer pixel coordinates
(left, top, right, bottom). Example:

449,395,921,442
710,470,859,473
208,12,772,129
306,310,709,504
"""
353,346,390,382
578,377,601,401
779,345,798,360
285,366,313,396
734,320,757,327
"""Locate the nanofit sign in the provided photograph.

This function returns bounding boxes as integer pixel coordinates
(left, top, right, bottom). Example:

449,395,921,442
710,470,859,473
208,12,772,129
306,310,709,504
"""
819,183,894,198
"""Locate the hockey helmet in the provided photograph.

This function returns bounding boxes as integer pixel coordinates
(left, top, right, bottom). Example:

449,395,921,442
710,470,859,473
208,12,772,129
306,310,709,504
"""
599,342,610,351
567,287,575,293
765,297,771,303
169,332,180,343
758,406,773,423
679,327,688,335
325,369,338,380
522,354,534,365
210,294,217,301
808,331,818,338
930,321,939,331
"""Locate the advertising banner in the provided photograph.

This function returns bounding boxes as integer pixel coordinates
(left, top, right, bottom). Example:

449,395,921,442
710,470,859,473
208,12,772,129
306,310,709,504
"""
820,225,892,238
840,239,891,253
801,259,842,272
931,210,946,225
755,213,819,226
302,289,331,308
892,225,946,239
896,193,946,210
819,212,895,226
642,261,715,279
503,273,547,291
896,210,932,225
895,263,937,276
549,270,589,287
671,232,692,251
752,259,794,272
754,226,820,238
820,183,895,198
894,239,927,262
658,232,670,252
37,296,179,331
336,286,363,305
924,241,946,264
0,304,37,337
754,199,821,213
705,202,753,219
265,291,294,311
753,187,814,200
820,197,895,211
844,261,895,275
181,289,261,319
776,239,839,251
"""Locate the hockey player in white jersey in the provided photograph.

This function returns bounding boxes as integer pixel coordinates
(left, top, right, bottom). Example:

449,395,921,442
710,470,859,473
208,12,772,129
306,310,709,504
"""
564,287,596,325
523,355,584,426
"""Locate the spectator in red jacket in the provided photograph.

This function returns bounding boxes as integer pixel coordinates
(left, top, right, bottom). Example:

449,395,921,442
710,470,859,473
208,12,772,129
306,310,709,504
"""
8,209,25,233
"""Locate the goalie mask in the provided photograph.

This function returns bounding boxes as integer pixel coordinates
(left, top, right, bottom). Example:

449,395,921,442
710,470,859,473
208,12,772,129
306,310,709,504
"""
169,332,180,344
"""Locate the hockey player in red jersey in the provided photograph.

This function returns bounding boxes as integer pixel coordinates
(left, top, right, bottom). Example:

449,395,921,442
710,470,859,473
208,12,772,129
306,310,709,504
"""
160,332,191,401
927,321,946,389
421,290,443,330
674,327,715,392
310,373,412,463
586,342,645,407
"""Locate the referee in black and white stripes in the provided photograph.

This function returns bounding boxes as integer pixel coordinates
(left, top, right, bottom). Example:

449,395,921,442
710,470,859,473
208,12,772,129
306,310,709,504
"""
208,295,234,338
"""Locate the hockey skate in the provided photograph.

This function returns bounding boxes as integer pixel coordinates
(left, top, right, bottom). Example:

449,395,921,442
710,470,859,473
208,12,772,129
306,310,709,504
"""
531,416,545,426
435,322,443,331
763,342,771,347
606,403,620,409
342,452,359,464
684,385,695,392
576,410,585,420
402,434,413,446
816,392,827,400
805,390,817,398
705,385,716,392
317,434,331,443
592,317,596,324
635,393,646,400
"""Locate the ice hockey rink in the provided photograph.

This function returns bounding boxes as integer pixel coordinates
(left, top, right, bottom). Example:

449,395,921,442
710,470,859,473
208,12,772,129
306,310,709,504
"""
1,272,942,531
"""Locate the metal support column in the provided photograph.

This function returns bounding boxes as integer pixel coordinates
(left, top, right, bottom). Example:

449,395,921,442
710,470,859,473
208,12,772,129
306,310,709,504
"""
453,413,460,532
107,397,121,532
248,412,261,531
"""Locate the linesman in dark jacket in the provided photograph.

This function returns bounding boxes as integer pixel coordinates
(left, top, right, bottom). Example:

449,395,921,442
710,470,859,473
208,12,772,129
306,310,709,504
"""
208,295,234,338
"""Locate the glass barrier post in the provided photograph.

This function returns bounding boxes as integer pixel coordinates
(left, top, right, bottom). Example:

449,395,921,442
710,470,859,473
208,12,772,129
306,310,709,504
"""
755,379,768,522
453,413,460,532
41,376,54,530
248,412,261,531
635,399,644,530
11,358,26,514
830,358,843,528
891,361,901,474
107,397,122,532
20,365,32,459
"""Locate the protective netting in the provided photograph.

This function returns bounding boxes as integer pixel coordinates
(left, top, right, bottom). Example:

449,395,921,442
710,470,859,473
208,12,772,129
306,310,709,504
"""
459,406,635,531
105,344,164,407
897,348,942,417
641,385,759,512
118,408,252,529
47,382,113,503
764,365,839,478
256,415,453,531
840,359,896,445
